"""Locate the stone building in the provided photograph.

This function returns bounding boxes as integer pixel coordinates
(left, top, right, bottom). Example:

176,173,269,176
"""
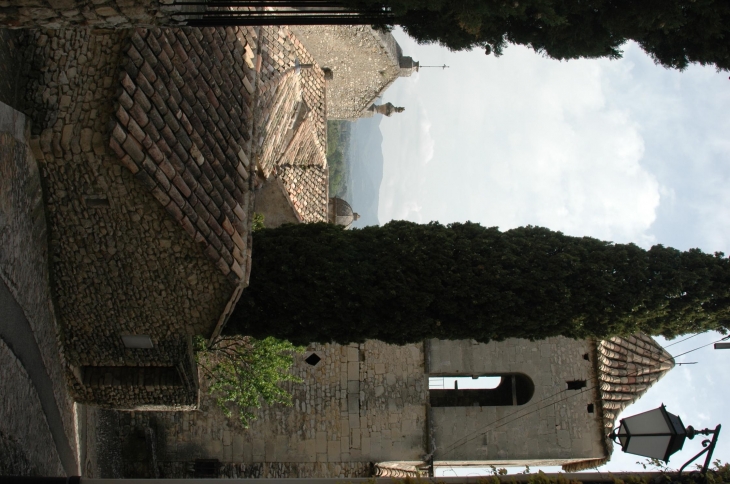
289,26,418,120
112,333,673,477
328,197,360,229
362,102,406,118
18,23,327,410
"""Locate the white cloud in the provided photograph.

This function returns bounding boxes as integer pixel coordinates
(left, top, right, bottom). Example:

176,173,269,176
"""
381,38,661,246
378,96,434,223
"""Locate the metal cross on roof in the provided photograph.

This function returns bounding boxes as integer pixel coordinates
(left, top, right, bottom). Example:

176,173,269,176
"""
419,64,450,70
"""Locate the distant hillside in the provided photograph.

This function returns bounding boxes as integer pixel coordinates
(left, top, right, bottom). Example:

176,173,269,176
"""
326,120,351,197
348,116,384,228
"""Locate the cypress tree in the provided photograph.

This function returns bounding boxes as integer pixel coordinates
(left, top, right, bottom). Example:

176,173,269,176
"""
348,0,730,71
225,222,730,345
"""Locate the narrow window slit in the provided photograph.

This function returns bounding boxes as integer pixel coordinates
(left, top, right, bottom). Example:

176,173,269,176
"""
567,380,587,390
84,195,110,208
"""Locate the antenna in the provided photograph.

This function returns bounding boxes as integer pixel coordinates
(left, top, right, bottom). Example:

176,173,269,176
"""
419,64,449,70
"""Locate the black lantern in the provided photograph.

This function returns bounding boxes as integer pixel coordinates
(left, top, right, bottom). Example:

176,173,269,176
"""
610,405,721,474
611,405,687,461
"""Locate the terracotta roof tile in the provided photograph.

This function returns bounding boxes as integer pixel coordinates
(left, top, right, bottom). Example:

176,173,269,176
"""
563,333,674,472
111,27,256,285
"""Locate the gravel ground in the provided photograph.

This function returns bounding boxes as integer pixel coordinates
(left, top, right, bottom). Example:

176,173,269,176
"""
81,407,123,478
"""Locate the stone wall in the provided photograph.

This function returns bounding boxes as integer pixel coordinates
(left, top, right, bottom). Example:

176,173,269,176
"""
110,340,428,478
0,0,175,29
252,177,302,229
428,337,606,466
21,28,236,407
290,26,404,120
16,23,330,409
151,452,372,478
0,337,64,476
0,100,78,468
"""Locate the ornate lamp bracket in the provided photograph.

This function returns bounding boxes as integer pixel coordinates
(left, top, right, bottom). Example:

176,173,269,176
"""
678,424,722,476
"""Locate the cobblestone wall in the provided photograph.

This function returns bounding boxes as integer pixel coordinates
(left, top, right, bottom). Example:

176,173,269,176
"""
0,101,78,468
13,23,329,409
22,28,234,407
429,337,605,466
290,26,405,120
0,0,176,29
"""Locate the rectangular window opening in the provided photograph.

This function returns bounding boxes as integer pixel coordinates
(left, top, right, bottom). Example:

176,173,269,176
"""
567,380,587,390
122,334,154,349
429,375,501,390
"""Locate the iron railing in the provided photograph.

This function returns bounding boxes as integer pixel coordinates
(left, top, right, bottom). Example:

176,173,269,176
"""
171,0,394,26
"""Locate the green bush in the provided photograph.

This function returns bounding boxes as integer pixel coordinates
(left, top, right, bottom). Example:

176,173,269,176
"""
194,335,303,427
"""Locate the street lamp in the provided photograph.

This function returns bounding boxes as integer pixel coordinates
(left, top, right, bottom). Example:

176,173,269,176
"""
609,405,721,474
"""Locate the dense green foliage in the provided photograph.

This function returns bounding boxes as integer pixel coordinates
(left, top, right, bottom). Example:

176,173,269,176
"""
348,0,730,71
194,335,302,426
327,120,351,197
227,221,730,345
252,212,265,232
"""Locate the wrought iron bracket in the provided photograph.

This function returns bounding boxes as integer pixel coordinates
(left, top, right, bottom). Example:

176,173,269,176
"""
678,424,721,476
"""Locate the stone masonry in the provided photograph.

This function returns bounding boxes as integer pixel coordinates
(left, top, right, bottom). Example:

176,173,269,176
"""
290,26,416,120
21,27,258,408
112,340,427,478
0,338,64,476
0,101,71,476
16,22,335,409
0,0,174,29
105,333,672,477
429,337,606,467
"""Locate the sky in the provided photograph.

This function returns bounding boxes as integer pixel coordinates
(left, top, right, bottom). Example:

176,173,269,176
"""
375,29,730,474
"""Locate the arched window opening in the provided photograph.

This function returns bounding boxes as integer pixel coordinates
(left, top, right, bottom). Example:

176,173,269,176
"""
429,373,534,407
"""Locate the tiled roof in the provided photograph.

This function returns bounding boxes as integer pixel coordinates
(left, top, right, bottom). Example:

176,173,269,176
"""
277,116,327,169
255,27,326,151
251,26,328,225
278,165,328,223
256,70,301,178
597,333,674,425
109,27,258,285
563,333,674,472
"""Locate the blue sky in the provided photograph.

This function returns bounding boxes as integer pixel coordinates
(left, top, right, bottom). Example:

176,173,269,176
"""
376,29,730,473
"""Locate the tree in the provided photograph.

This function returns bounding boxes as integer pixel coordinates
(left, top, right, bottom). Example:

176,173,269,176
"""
347,0,730,71
225,221,730,346
194,335,303,427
